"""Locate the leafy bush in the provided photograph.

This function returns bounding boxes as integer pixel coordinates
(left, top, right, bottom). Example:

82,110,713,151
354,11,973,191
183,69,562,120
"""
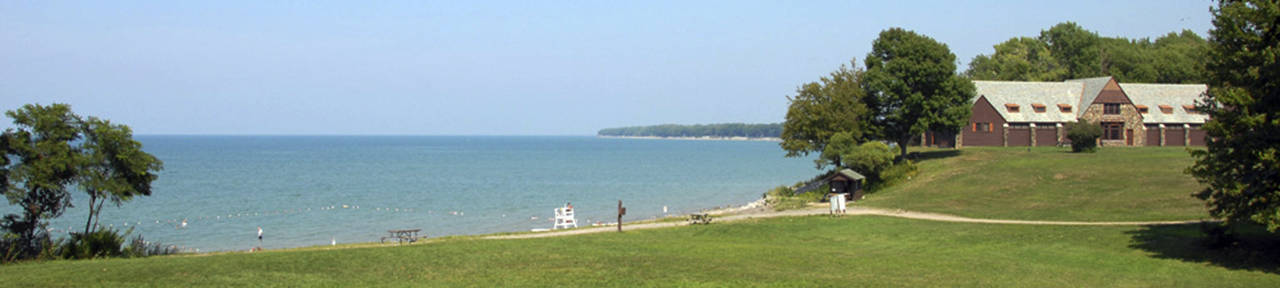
60,228,127,259
1,233,18,263
124,234,179,258
872,160,918,191
766,185,824,211
841,141,896,181
1067,121,1102,152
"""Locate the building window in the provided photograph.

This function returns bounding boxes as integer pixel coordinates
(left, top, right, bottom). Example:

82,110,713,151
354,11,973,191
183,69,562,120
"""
1102,122,1124,140
1032,104,1046,113
973,122,991,132
1104,103,1121,115
1183,105,1198,114
1059,104,1072,113
1159,105,1173,114
1136,105,1149,114
1006,104,1020,113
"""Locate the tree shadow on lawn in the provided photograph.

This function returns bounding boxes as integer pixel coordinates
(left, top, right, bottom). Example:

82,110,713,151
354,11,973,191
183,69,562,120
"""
1128,223,1280,275
907,149,962,162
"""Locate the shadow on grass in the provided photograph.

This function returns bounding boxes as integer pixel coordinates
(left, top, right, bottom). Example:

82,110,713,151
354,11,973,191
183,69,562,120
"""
907,149,962,162
1127,223,1280,274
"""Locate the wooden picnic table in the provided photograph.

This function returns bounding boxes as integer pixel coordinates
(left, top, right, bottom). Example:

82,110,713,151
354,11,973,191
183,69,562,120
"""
381,229,422,244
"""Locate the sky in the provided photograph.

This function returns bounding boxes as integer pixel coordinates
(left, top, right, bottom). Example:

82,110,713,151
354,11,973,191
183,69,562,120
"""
1,1,1215,135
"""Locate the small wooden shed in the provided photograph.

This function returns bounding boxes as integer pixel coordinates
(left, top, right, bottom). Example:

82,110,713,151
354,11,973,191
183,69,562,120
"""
826,169,866,202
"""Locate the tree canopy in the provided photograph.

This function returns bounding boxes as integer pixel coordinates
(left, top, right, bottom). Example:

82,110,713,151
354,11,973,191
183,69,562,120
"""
1188,0,1280,232
77,117,163,235
780,63,869,166
863,28,975,158
967,22,1209,84
2,104,82,256
1,103,163,259
967,37,1066,81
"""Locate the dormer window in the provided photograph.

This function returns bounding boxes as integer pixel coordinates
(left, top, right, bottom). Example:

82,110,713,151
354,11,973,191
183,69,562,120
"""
1183,105,1198,114
1136,105,1149,114
1005,104,1020,113
1159,105,1173,114
1058,104,1072,113
1032,103,1046,113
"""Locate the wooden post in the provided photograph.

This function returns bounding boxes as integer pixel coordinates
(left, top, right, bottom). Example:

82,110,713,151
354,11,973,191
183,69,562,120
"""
617,200,626,232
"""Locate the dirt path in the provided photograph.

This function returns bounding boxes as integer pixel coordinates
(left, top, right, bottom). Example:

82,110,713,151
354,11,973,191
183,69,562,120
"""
482,206,1210,240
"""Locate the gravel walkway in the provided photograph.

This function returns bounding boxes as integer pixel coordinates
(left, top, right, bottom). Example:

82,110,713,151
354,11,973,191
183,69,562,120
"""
482,206,1210,240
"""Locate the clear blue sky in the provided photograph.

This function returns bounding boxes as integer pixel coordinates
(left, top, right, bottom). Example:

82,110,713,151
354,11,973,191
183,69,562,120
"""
1,1,1214,135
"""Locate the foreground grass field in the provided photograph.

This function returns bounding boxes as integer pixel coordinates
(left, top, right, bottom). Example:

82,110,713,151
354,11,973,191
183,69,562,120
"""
2,215,1277,287
861,147,1208,221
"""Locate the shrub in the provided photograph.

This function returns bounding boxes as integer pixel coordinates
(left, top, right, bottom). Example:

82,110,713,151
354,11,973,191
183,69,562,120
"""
1066,121,1102,152
124,234,179,258
60,228,127,259
766,185,823,211
841,141,895,181
872,160,918,191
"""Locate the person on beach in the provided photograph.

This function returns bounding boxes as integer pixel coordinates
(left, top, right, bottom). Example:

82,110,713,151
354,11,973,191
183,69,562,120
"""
257,226,263,250
566,202,573,210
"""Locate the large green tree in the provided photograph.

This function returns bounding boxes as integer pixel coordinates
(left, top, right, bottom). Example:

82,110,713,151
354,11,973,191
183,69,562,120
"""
969,23,1208,84
1039,22,1103,79
1151,30,1210,84
780,62,869,169
1188,0,1280,232
77,117,163,235
1,104,163,258
2,104,82,256
863,28,975,158
966,37,1066,81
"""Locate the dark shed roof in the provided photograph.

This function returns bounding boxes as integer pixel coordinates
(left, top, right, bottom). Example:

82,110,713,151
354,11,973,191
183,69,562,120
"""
830,169,866,181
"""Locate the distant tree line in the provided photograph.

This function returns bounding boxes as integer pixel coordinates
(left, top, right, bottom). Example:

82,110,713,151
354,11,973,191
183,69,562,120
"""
967,22,1209,84
598,123,782,138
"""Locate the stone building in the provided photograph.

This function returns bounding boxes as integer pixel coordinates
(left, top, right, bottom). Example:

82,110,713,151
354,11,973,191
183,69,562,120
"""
923,76,1209,147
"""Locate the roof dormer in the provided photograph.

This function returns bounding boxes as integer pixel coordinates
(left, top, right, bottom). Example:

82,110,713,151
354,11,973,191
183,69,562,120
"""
1005,103,1020,113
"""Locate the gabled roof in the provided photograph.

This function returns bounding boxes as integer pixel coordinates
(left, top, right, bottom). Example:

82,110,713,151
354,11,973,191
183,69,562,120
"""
1120,83,1209,124
973,77,1209,124
1065,76,1115,117
831,169,866,181
973,81,1081,123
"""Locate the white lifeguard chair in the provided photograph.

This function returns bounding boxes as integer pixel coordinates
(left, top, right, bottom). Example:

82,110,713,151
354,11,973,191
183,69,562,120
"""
553,206,577,229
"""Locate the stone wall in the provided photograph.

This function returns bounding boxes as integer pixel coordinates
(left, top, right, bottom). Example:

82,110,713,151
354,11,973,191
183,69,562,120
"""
1081,103,1144,146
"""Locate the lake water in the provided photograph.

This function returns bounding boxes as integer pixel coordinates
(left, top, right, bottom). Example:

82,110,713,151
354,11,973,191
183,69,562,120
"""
4,136,816,252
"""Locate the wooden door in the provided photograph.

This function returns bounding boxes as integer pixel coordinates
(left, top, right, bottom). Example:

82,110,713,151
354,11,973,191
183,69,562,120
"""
1126,129,1134,146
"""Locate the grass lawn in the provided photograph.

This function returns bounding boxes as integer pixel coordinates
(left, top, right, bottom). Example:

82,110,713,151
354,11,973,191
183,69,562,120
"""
2,215,1277,287
860,146,1209,221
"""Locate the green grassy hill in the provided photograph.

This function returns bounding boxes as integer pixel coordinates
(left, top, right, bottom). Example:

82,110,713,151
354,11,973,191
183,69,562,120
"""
3,216,1278,287
3,146,1275,287
862,147,1208,221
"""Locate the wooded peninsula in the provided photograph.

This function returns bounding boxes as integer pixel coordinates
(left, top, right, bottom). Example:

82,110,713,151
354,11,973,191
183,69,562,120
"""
598,123,782,139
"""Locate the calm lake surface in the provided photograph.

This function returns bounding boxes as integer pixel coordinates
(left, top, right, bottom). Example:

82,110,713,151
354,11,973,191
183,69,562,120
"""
4,136,816,252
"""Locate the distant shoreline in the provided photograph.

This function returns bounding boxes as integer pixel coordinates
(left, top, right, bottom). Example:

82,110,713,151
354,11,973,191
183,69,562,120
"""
597,135,782,142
